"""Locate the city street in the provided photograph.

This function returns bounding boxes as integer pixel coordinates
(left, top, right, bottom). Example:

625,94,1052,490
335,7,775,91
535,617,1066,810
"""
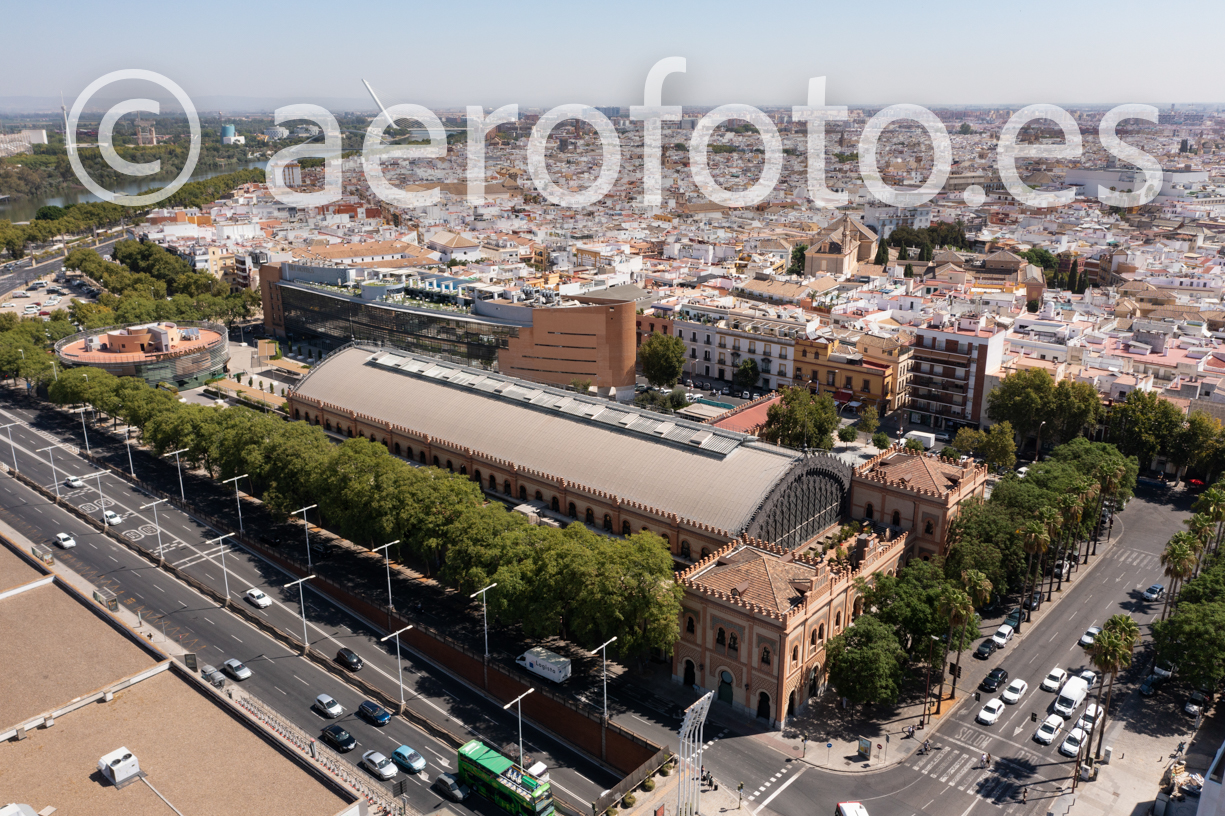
0,394,616,811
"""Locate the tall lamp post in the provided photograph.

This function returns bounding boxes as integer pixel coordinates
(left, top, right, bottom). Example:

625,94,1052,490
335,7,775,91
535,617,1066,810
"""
38,444,62,498
594,636,617,721
285,575,315,654
503,688,535,766
471,582,498,658
222,474,249,533
293,504,318,569
0,422,18,473
164,448,188,502
372,539,400,622
206,534,233,606
142,499,167,563
75,406,91,455
125,436,135,478
92,471,108,524
921,634,938,727
380,624,414,714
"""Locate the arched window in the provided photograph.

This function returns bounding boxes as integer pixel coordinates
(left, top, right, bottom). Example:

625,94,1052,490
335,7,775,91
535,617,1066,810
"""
622,521,632,536
394,442,401,456
433,455,440,467
641,526,649,533
347,427,353,437
446,460,453,472
835,611,842,629
460,465,467,476
603,514,613,532
700,546,710,559
585,508,595,525
358,430,364,438
294,408,300,420
419,451,426,464
686,616,695,634
925,520,935,535
404,446,411,458
892,510,901,527
520,485,528,500
792,645,799,665
716,628,726,646
474,470,482,484
865,502,874,520
760,646,771,666
503,480,511,495
325,420,332,432
728,632,739,652
680,540,691,558
551,497,560,512
818,623,825,642
568,502,577,518
314,416,320,426
535,490,543,502
489,474,498,489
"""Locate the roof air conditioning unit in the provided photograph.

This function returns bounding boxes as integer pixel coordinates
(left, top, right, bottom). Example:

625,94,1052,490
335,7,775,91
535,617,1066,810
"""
99,747,143,789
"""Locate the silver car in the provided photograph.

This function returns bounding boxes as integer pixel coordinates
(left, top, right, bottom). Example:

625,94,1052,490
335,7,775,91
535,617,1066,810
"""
222,658,252,680
362,751,397,781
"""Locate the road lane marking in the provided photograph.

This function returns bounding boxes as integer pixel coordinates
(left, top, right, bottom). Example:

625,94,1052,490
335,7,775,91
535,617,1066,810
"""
203,617,214,625
752,768,804,816
154,584,165,593
231,635,242,642
108,555,118,562
274,686,287,695
294,674,310,685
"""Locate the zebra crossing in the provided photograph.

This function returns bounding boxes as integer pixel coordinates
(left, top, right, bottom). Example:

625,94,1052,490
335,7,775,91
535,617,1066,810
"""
906,744,1042,810
744,762,791,802
1109,546,1159,571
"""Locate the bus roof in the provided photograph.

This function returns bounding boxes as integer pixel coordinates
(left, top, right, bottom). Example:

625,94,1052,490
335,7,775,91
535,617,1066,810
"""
460,740,515,776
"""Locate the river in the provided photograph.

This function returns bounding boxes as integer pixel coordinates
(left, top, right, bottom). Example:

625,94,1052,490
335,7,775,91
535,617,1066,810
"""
0,160,269,223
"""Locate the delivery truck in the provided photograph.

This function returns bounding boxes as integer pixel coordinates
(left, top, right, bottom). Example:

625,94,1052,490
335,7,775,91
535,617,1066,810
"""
516,647,572,683
903,431,936,450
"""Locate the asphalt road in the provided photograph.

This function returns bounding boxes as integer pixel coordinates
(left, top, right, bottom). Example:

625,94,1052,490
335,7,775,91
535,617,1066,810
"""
674,482,1191,816
0,395,616,811
0,236,119,298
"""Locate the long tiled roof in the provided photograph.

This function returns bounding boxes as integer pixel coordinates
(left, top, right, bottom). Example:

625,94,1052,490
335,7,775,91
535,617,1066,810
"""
293,347,802,534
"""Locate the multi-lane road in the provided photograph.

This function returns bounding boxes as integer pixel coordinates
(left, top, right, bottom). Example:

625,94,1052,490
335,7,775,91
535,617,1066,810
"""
0,396,616,814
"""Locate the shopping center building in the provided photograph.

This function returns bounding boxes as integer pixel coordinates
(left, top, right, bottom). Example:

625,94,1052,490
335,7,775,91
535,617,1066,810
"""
54,321,229,389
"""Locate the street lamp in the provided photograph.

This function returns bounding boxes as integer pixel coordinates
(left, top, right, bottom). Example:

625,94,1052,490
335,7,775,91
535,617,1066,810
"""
125,436,136,478
285,574,316,654
503,688,535,766
594,636,617,721
164,448,188,502
372,539,400,618
293,504,317,569
207,534,233,606
142,499,167,562
380,624,414,712
222,473,249,533
92,471,108,524
73,405,91,455
38,444,62,498
0,422,18,473
922,634,938,727
470,582,498,658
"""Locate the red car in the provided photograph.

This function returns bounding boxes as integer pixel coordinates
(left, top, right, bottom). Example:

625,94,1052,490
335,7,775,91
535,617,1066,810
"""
38,311,49,316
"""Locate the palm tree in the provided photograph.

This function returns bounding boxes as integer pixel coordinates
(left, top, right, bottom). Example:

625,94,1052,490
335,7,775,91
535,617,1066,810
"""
962,569,993,610
1017,520,1049,630
1037,505,1060,601
1091,462,1127,555
937,588,975,706
1187,513,1215,577
1193,486,1225,554
1048,494,1083,597
1090,629,1133,759
1160,534,1198,621
1102,613,1141,652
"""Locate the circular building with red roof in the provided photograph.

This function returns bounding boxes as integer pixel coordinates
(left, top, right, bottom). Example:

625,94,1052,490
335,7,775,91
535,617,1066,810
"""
55,321,229,389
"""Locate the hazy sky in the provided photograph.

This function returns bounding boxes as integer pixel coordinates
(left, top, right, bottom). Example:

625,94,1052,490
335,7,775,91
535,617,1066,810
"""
6,0,1223,110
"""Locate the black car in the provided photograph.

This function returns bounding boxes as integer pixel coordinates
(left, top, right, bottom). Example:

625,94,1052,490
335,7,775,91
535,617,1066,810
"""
975,639,998,659
1004,607,1024,629
320,724,356,752
433,773,470,802
336,648,364,671
1023,591,1043,611
981,667,1008,691
1139,675,1165,697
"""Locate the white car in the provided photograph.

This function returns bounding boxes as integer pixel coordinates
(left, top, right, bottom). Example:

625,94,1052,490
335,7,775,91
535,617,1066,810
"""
1059,727,1088,757
1144,584,1166,602
361,750,397,781
991,624,1014,648
1041,668,1068,692
1080,669,1098,689
1001,679,1029,704
245,588,272,608
222,658,252,680
53,532,76,549
103,509,123,525
1076,703,1102,732
65,476,85,489
976,698,1006,725
1080,626,1102,647
1035,714,1063,745
314,694,343,718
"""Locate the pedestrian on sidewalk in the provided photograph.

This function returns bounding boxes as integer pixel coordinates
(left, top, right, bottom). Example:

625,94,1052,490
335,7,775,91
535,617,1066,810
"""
986,752,992,766
1021,787,1028,803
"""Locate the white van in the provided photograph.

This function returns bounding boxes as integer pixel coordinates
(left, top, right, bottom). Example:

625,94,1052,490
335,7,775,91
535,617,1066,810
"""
836,804,870,816
516,647,572,683
1054,676,1089,718
903,431,936,450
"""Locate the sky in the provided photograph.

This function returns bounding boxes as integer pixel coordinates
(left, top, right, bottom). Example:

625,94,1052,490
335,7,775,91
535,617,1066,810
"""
4,0,1224,112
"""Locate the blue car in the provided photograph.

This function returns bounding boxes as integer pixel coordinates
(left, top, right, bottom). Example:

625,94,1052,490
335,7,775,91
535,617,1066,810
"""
357,700,391,726
392,745,427,773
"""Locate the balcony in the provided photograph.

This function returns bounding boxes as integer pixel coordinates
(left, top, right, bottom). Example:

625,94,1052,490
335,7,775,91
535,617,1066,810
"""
907,400,964,418
910,376,967,395
910,390,966,408
912,346,971,365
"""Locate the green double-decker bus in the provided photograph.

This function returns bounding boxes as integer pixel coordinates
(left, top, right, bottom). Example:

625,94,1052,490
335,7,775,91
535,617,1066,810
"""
457,740,555,816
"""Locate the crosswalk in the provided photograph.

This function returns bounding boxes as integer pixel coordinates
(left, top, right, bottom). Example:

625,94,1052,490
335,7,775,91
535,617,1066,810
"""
1109,546,1159,572
906,744,1043,810
744,762,792,802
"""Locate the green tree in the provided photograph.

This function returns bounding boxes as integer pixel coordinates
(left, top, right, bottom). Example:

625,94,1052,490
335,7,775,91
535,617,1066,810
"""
1169,411,1221,483
1108,390,1184,466
952,428,984,456
858,404,879,435
904,438,924,452
825,615,907,705
569,378,592,394
958,123,972,135
1066,260,1079,293
732,358,760,392
837,424,858,450
874,239,889,266
979,422,1017,470
788,243,808,275
986,368,1053,454
759,386,838,449
855,559,949,654
1161,533,1199,621
904,263,914,278
35,205,66,221
872,431,891,450
937,587,977,703
1088,629,1132,758
637,331,687,388
1152,600,1225,695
